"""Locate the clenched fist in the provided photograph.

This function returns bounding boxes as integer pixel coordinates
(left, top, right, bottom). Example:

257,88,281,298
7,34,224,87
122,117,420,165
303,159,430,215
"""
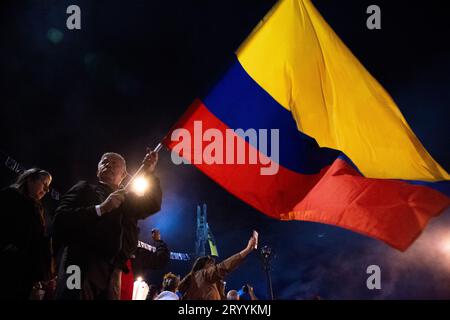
142,150,158,174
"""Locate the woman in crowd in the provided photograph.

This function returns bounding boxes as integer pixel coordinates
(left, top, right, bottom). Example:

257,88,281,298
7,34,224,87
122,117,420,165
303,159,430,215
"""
154,272,180,300
178,232,257,300
0,168,54,299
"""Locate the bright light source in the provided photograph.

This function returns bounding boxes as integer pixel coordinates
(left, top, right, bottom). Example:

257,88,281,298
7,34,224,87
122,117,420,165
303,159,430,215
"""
131,176,149,196
440,236,450,254
132,276,149,300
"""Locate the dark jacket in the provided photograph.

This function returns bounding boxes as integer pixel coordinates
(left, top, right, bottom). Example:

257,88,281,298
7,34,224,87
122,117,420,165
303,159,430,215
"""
178,253,246,300
132,239,170,274
0,187,52,299
53,175,162,298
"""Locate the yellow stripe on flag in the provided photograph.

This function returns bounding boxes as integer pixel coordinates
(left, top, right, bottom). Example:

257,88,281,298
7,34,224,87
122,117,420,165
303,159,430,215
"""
237,0,449,181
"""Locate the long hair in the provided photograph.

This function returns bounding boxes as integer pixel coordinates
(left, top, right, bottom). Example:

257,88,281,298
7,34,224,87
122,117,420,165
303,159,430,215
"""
9,168,52,229
178,255,215,295
10,168,52,198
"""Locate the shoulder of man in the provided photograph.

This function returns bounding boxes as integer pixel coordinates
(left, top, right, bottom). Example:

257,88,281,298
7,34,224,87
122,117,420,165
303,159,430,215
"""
67,180,93,191
61,180,99,198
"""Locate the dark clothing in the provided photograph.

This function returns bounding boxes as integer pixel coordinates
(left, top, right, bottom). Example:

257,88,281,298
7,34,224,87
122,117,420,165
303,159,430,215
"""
178,252,246,300
0,187,52,300
53,175,162,300
133,239,170,273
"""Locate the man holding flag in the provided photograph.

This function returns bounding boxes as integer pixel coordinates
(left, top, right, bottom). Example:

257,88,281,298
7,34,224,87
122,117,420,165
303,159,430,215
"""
53,151,162,300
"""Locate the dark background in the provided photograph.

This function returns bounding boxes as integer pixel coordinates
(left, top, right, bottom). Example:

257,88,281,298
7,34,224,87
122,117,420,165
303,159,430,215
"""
1,0,449,299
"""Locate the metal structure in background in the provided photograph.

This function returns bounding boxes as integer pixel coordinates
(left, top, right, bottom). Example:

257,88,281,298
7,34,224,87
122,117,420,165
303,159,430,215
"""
136,203,219,261
195,203,219,258
196,204,208,257
260,245,274,300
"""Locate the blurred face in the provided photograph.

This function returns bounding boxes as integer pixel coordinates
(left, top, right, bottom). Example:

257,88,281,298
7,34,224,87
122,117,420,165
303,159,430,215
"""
97,154,127,187
27,175,51,201
151,229,161,241
227,290,240,300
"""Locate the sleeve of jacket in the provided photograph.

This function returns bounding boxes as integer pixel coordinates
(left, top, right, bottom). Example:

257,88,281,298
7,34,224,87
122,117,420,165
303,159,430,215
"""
203,252,246,283
0,189,12,249
124,174,162,220
0,189,20,252
52,181,100,245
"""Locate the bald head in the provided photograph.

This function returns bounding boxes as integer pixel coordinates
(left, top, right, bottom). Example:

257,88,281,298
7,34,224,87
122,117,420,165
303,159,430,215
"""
227,290,240,300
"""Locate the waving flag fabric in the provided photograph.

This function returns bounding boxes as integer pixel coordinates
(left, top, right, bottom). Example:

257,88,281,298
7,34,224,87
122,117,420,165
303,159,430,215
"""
163,0,450,250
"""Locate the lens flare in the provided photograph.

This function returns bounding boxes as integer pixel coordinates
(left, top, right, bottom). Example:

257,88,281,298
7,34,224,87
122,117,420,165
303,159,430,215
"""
440,234,450,255
132,176,149,196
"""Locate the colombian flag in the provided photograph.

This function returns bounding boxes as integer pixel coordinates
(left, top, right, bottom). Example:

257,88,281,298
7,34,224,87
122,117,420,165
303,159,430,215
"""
163,0,450,251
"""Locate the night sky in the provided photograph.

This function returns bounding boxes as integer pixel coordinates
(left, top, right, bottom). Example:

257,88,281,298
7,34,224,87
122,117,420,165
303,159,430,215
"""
1,0,449,299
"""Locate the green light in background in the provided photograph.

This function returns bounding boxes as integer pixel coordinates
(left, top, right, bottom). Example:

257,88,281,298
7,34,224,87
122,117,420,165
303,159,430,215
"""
47,28,64,44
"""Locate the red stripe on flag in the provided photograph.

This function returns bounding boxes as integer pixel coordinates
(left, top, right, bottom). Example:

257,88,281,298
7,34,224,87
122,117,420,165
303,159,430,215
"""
288,158,449,250
163,99,326,218
163,99,450,250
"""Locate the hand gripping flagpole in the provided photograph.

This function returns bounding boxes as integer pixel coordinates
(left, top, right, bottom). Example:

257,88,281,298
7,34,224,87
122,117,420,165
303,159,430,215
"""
124,142,163,192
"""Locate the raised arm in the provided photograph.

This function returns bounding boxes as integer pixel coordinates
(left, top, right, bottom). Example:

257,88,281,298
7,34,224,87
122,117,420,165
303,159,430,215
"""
203,233,257,283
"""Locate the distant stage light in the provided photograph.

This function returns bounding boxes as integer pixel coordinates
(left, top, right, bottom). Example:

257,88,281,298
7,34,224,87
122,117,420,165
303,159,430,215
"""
131,176,149,196
132,276,149,300
46,28,64,44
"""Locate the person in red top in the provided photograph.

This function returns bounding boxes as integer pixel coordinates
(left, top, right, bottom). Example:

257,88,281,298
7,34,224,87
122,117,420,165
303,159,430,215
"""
120,228,170,300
